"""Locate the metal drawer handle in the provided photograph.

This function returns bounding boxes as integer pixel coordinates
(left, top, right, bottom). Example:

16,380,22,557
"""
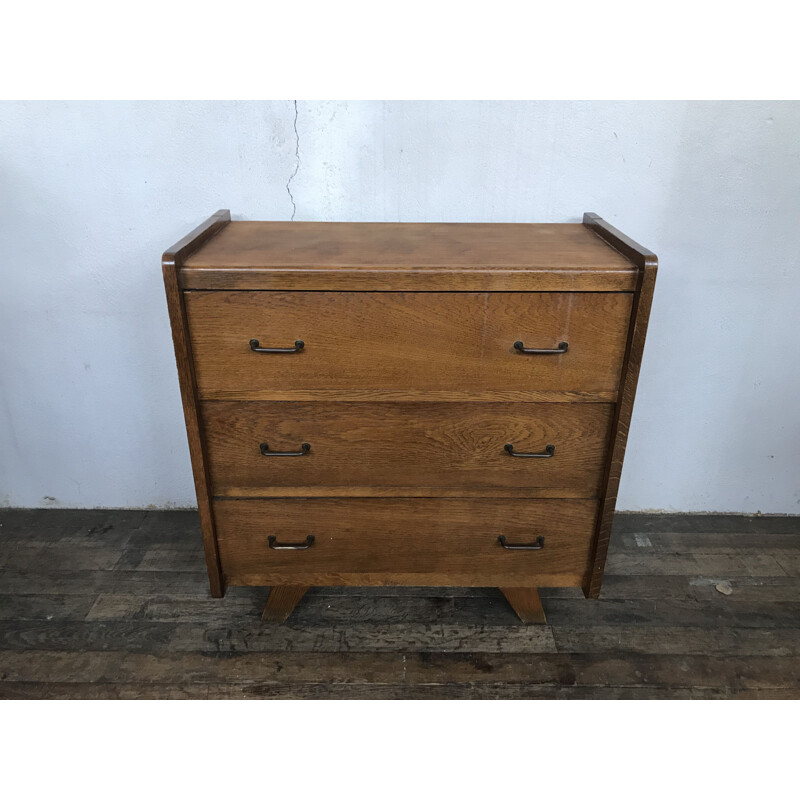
260,442,311,457
250,338,305,353
268,534,315,550
504,443,555,458
497,535,545,551
513,340,568,355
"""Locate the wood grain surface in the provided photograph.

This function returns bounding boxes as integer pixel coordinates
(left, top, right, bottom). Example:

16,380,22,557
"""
162,210,230,597
582,212,658,597
500,587,547,624
183,220,634,263
180,220,638,289
186,291,633,400
181,268,639,292
261,586,309,623
214,498,597,586
201,401,613,496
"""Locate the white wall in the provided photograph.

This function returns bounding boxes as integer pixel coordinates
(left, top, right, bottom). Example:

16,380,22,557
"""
1,101,798,512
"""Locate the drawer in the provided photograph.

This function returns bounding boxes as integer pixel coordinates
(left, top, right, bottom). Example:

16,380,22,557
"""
186,291,633,400
203,401,613,497
215,498,597,586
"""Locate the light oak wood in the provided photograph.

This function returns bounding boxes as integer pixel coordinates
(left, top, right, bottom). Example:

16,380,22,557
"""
202,401,614,497
162,210,231,597
215,498,597,586
500,587,547,624
181,221,637,291
186,291,633,400
261,586,309,624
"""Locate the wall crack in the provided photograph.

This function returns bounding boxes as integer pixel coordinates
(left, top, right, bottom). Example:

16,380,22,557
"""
286,100,300,221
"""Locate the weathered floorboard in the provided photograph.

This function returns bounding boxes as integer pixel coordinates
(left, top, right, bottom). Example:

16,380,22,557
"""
612,512,800,535
0,651,796,692
83,592,522,626
551,625,800,656
1,682,796,700
0,620,558,655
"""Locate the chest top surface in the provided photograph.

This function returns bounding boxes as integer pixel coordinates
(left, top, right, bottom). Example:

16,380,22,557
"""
178,219,640,292
184,221,633,270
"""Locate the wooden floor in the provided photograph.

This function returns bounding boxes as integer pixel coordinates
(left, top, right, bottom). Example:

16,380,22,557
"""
0,510,798,699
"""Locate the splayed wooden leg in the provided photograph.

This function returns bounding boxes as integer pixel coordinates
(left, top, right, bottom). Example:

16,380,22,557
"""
499,587,547,624
261,585,309,624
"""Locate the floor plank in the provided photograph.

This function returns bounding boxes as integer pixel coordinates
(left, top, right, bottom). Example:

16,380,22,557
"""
551,575,800,603
0,595,97,622
541,598,800,629
82,592,521,625
612,513,800,535
614,531,800,551
603,551,792,577
0,651,796,691
0,620,558,654
551,625,800,656
0,568,212,597
2,682,796,700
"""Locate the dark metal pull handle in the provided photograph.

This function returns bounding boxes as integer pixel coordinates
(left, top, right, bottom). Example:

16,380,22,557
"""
250,338,304,353
497,535,545,551
268,534,315,550
260,442,311,457
513,340,568,355
504,443,555,458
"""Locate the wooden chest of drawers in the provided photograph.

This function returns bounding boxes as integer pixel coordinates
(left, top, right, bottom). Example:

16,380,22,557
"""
163,211,657,624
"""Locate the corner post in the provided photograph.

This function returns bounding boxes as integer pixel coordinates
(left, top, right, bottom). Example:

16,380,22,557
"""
162,210,231,597
582,213,658,598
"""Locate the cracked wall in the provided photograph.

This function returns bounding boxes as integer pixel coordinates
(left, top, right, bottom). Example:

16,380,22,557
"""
286,100,300,221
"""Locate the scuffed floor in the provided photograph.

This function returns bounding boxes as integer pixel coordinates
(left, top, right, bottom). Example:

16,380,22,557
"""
0,510,798,699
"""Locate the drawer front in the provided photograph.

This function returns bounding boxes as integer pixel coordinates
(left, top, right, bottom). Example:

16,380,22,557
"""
186,291,632,399
203,401,613,497
215,498,597,586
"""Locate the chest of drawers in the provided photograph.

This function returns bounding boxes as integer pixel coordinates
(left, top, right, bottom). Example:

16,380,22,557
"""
163,211,657,624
